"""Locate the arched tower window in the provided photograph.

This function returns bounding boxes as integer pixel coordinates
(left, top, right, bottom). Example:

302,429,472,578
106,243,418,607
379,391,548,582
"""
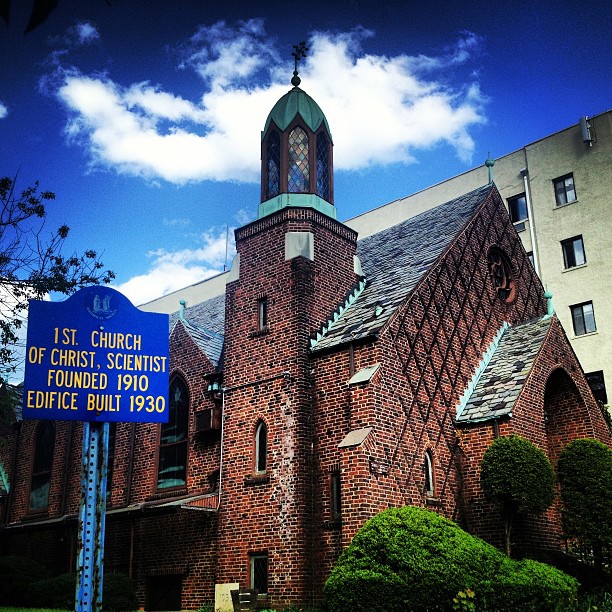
424,450,435,497
266,130,281,200
157,377,189,489
29,421,55,512
254,420,268,474
288,126,309,193
316,132,330,200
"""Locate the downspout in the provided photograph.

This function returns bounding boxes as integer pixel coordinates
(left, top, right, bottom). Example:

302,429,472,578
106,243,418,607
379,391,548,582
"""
4,421,21,527
124,422,136,506
214,389,225,511
520,165,541,279
59,422,74,516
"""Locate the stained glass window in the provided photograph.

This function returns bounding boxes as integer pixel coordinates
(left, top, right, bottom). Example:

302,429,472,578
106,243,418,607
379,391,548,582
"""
266,131,280,199
29,421,55,512
288,127,309,193
316,132,330,200
158,377,189,489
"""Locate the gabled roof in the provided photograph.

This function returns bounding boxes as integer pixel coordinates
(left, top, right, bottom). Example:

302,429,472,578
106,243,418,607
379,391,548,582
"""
456,316,552,423
310,185,492,352
170,294,226,368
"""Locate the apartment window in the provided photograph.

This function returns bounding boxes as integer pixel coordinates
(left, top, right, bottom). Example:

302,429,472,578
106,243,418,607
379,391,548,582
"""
561,236,586,269
254,421,267,474
331,471,341,519
571,301,596,336
157,377,189,489
508,194,528,224
424,450,435,497
250,553,269,594
585,371,608,405
554,173,577,206
258,297,268,330
29,422,55,512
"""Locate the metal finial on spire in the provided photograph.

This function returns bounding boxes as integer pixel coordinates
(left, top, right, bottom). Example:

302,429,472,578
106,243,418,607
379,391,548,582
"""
485,151,495,184
291,41,308,87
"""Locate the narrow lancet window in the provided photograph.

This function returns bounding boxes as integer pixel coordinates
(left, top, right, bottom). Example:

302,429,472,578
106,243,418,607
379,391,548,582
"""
255,420,268,474
288,126,309,193
316,132,330,200
424,450,435,497
266,131,281,199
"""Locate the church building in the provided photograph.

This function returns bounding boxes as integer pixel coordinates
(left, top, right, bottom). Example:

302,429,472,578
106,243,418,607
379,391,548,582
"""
1,70,610,610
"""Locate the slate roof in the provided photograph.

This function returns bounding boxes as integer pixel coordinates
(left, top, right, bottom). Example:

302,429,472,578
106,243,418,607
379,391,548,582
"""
456,316,552,423
310,185,492,352
171,185,492,364
170,294,226,368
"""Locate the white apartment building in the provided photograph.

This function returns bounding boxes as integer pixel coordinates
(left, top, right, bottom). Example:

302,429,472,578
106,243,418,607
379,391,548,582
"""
347,110,612,409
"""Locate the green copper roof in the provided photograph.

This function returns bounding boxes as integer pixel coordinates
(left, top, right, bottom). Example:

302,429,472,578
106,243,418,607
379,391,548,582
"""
262,87,332,141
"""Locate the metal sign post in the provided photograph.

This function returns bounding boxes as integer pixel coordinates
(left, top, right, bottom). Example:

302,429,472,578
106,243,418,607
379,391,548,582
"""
76,421,109,612
23,286,169,612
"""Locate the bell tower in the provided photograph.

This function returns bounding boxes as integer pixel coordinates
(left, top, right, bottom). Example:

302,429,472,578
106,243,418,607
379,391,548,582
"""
217,47,360,608
259,42,335,220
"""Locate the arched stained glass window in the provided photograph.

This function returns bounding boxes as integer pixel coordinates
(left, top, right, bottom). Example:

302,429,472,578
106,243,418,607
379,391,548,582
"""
288,126,309,193
255,420,267,474
157,377,189,489
266,131,281,199
316,132,330,200
29,421,55,512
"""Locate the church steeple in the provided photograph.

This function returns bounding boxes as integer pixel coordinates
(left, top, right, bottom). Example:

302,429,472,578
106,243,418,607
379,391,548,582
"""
259,44,335,220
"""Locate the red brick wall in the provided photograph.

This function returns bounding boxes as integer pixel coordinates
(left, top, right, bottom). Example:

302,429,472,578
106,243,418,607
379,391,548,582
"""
309,188,548,596
460,316,612,553
217,207,358,607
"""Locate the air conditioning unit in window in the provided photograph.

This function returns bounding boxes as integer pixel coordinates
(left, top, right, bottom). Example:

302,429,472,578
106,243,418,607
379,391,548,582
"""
195,408,221,433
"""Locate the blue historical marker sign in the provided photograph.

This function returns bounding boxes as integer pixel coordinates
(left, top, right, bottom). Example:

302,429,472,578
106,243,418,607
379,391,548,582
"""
23,286,169,423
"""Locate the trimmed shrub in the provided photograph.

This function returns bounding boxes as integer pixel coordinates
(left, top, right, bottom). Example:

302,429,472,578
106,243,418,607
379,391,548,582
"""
28,571,137,611
0,555,48,606
557,438,612,567
480,434,555,556
103,572,138,611
324,506,578,612
29,572,75,609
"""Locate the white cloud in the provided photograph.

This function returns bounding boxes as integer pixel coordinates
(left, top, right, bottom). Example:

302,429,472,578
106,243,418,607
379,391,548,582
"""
114,227,236,305
74,22,100,45
52,20,486,184
0,102,7,119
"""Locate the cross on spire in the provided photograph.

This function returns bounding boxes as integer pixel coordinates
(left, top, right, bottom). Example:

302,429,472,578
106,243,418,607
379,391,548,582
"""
291,41,308,87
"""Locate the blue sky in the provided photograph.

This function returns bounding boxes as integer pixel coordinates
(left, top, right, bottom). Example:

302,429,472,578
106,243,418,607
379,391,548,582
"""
1,0,611,307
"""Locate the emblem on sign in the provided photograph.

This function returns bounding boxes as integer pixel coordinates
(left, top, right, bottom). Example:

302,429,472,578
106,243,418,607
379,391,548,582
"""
86,289,118,320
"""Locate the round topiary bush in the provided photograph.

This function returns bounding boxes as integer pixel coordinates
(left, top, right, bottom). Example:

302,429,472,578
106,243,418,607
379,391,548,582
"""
324,506,577,612
557,438,612,566
480,434,555,556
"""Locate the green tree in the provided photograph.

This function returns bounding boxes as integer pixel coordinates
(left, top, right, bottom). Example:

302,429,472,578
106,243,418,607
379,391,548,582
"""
0,175,114,379
557,438,612,569
480,434,555,556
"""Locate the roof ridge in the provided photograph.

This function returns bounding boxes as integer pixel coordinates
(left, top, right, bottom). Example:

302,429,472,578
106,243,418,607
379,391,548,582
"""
456,322,510,420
